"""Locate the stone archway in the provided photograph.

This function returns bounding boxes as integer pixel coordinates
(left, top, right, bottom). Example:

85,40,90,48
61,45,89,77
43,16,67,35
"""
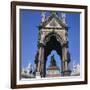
43,33,62,77
34,12,71,78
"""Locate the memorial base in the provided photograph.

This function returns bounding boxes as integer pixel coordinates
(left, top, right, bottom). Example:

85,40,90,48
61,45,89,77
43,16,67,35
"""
36,72,41,79
61,70,71,76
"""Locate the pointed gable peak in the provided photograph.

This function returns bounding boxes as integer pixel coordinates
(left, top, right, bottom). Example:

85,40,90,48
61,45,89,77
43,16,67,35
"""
40,12,67,28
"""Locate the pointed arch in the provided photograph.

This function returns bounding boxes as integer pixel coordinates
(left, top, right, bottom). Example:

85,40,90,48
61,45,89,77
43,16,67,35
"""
44,31,64,46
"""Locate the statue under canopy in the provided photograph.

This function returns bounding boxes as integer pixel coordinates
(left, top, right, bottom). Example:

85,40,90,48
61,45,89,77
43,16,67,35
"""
50,55,57,67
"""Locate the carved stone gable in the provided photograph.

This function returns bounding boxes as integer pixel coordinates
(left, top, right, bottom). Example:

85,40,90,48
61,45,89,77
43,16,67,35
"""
40,12,67,29
46,18,62,28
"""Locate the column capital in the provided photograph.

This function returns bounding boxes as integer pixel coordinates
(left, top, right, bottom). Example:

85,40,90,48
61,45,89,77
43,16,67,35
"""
62,41,68,48
38,43,45,48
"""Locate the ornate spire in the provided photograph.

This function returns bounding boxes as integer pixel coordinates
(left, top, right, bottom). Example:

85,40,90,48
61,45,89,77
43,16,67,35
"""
61,12,66,24
41,11,46,22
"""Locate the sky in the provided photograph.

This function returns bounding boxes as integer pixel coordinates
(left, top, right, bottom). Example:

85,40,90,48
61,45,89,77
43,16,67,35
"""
20,9,80,70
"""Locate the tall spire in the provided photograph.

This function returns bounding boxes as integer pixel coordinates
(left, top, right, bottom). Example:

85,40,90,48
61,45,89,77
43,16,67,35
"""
41,11,46,23
61,12,66,24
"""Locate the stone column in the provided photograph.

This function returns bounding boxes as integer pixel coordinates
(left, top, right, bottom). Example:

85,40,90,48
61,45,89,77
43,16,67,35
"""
37,43,45,78
61,46,71,76
40,46,45,77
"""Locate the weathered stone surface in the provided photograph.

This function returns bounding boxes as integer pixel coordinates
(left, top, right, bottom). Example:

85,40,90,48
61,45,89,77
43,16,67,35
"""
35,12,71,77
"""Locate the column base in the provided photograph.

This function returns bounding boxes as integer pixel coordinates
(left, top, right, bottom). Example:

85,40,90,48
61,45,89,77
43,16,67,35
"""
36,72,41,79
61,70,71,76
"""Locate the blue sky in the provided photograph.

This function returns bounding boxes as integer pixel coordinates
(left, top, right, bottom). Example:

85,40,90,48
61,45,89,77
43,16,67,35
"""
20,9,80,70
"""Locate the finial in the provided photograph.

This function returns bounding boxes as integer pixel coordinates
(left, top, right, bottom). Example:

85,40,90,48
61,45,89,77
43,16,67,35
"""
41,11,46,22
61,12,66,24
51,11,58,16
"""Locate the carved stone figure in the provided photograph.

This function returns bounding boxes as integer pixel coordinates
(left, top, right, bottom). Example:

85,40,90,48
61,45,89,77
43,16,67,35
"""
50,55,56,66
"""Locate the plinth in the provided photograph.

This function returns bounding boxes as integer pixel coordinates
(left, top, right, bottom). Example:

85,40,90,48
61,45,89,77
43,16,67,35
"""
36,72,41,79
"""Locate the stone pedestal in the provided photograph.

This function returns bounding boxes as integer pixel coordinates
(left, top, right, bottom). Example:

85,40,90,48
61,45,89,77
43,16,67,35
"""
36,72,41,79
61,70,71,76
